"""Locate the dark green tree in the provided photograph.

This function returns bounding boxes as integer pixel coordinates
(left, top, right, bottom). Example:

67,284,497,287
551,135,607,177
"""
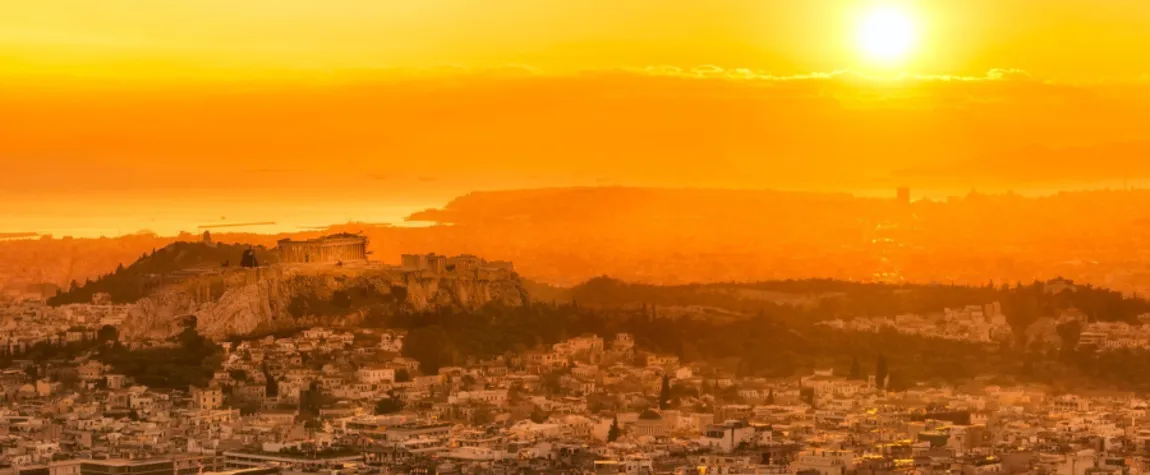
850,357,862,380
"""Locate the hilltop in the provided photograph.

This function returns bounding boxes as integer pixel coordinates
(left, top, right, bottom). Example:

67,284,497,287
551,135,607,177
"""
47,240,276,305
120,262,527,341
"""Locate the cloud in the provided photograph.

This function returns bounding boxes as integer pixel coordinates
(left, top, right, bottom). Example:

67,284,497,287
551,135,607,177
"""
625,65,1041,84
987,68,1034,81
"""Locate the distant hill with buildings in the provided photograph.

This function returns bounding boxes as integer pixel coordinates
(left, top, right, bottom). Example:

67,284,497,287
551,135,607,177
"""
13,186,1150,298
536,276,1150,340
113,251,526,342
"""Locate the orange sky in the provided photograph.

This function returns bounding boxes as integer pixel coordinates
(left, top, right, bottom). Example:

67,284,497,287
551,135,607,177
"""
3,0,1150,236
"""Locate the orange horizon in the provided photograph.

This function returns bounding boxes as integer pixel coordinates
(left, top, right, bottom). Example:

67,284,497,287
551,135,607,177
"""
4,1,1150,237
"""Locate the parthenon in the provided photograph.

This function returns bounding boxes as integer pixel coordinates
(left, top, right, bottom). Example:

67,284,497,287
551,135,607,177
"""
277,233,368,264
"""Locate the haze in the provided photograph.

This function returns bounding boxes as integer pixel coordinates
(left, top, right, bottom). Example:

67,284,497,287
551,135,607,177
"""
4,0,1150,236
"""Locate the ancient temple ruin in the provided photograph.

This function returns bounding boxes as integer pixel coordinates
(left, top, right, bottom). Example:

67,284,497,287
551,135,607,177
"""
277,233,368,264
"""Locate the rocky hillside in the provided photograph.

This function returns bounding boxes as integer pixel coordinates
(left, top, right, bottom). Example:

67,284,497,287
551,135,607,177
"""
47,241,277,305
120,264,528,341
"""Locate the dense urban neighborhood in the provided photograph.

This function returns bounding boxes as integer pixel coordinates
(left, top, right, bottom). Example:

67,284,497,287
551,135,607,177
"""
6,285,1150,475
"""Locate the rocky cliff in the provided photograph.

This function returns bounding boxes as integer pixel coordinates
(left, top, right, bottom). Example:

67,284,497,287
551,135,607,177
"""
120,264,528,341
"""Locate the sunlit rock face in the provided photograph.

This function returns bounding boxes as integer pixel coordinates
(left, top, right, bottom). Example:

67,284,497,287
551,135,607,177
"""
121,264,527,341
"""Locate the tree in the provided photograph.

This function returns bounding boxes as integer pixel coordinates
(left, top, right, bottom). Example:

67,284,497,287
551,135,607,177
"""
299,381,324,418
849,357,862,380
800,387,815,408
542,371,564,395
97,325,119,343
530,406,549,424
766,389,775,405
1057,321,1083,352
229,369,248,382
875,354,888,390
395,368,412,383
886,372,911,392
331,290,352,309
57,370,81,389
659,374,672,410
238,401,262,416
262,362,278,398
507,384,523,404
607,417,621,442
402,325,455,373
471,406,496,425
374,394,404,415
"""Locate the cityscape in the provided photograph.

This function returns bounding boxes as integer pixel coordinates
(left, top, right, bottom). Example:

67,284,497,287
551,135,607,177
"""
4,232,1150,474
5,0,1150,473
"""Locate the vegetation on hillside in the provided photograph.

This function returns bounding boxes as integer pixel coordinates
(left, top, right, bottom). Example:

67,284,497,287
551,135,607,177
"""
2,322,222,389
47,241,276,305
381,303,1150,392
286,279,407,319
557,277,1150,334
96,324,222,388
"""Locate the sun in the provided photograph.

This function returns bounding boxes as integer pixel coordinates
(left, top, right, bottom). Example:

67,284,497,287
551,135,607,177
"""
857,6,917,64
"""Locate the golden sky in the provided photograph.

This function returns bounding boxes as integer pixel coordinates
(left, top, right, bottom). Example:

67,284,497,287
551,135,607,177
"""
3,0,1150,236
4,0,1150,79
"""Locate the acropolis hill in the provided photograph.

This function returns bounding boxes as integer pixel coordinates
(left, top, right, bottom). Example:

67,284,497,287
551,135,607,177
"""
83,236,529,341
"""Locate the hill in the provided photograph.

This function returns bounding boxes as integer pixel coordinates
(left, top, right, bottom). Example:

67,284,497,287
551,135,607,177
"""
120,262,527,341
47,241,276,305
371,297,1150,393
546,276,1150,336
